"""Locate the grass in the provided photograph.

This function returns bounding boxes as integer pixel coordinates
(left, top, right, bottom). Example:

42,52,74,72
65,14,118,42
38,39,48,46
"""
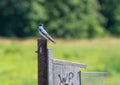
0,38,120,85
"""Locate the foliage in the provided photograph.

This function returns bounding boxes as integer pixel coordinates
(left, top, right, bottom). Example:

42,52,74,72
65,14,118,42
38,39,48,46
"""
0,0,47,37
0,0,120,38
0,0,107,38
99,0,120,36
0,0,31,37
46,0,106,38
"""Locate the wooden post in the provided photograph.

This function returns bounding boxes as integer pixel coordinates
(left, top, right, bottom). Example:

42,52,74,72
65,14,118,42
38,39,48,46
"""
37,38,48,85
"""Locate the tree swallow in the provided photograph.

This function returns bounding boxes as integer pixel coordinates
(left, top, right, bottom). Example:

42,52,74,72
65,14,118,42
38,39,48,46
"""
38,23,55,44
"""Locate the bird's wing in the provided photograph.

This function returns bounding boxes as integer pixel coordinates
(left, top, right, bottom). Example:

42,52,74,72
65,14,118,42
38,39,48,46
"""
40,27,48,35
39,27,55,44
45,34,56,44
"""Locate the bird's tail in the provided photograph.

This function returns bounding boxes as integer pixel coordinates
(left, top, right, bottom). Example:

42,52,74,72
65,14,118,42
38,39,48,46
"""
46,34,56,44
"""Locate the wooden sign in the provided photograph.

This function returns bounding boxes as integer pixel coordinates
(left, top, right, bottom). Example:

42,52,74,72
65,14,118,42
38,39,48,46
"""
48,49,86,85
37,39,87,85
53,60,82,85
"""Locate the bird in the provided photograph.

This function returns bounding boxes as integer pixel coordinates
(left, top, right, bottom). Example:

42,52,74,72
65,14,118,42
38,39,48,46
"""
38,23,55,44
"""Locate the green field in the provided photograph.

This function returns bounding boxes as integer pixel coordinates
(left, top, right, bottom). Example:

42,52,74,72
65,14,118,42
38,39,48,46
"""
0,38,120,85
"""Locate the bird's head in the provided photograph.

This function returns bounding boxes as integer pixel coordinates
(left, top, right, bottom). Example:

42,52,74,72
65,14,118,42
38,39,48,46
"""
39,23,43,26
38,23,43,29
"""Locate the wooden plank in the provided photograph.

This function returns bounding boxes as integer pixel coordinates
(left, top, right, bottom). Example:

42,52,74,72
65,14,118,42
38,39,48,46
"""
53,63,81,85
47,49,53,85
46,49,85,85
37,39,48,85
53,59,87,68
53,59,86,85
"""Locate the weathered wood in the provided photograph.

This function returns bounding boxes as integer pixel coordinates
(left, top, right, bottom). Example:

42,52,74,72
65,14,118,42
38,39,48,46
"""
37,39,87,85
53,59,87,68
47,49,53,85
47,49,86,85
53,64,81,85
37,39,48,85
53,59,86,85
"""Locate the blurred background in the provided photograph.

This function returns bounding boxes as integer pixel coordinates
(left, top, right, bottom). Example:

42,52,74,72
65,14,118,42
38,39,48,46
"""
0,0,120,85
